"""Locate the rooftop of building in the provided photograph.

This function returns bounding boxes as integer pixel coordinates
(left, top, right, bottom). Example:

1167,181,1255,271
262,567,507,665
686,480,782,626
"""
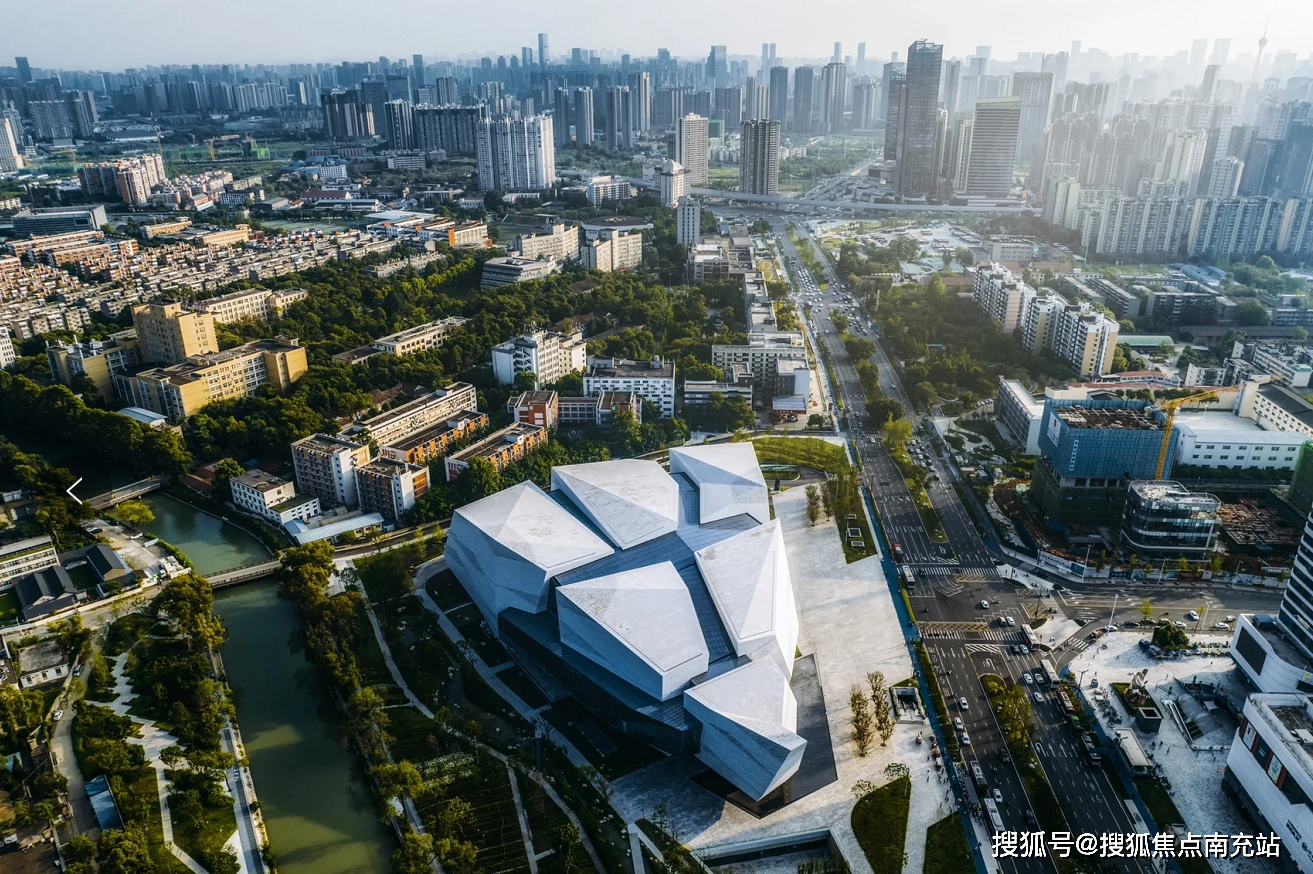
374,317,469,343
450,423,544,462
511,391,558,407
270,493,319,513
383,412,486,451
1053,406,1161,431
588,357,675,379
356,383,474,430
1258,383,1313,425
999,378,1046,413
484,256,555,268
1126,480,1219,508
292,432,368,454
1172,410,1284,435
17,639,67,673
233,469,292,492
358,457,423,476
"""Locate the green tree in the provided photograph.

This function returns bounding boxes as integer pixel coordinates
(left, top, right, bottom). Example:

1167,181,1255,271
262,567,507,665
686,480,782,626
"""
211,458,246,503
1139,599,1153,622
392,831,436,874
867,672,895,746
1176,557,1191,574
821,479,835,518
882,417,913,451
97,828,155,874
843,335,876,361
849,684,874,756
805,484,822,526
155,573,227,650
1153,624,1190,649
1234,298,1271,326
463,456,503,500
108,500,154,528
373,761,423,803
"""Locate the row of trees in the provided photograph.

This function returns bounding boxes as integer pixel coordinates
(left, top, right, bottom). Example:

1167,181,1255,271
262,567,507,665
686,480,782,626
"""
849,671,897,756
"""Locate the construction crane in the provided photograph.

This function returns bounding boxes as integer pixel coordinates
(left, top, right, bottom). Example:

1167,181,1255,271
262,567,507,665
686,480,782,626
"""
1153,386,1244,480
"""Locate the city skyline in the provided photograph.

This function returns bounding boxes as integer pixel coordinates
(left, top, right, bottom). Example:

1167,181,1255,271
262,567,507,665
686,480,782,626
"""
2,0,1309,69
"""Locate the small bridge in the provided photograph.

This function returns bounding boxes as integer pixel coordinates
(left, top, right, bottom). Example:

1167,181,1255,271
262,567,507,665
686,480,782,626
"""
209,559,283,588
87,475,168,510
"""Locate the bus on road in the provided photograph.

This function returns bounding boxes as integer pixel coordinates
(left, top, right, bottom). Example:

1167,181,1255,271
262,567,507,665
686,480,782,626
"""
983,798,1005,834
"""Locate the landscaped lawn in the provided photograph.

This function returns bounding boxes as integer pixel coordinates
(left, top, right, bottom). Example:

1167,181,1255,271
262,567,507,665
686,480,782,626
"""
923,814,974,874
0,591,17,624
851,774,911,874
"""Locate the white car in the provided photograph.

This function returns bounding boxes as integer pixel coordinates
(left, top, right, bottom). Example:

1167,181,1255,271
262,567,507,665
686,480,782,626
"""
993,788,1003,803
1006,617,1016,627
1022,673,1033,685
953,717,963,730
1214,621,1230,629
959,696,969,710
960,732,971,745
53,710,64,721
1187,610,1199,621
1033,692,1045,704
1174,620,1187,629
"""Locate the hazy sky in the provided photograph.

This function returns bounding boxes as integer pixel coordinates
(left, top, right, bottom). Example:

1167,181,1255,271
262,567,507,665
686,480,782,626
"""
2,0,1308,69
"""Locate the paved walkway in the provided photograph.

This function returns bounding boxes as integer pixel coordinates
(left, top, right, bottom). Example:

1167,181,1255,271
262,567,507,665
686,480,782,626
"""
50,679,97,837
356,561,606,874
902,748,957,873
221,719,267,874
104,654,212,874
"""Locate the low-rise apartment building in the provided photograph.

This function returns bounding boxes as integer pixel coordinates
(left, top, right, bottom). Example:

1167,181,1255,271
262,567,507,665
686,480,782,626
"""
230,469,321,525
448,221,488,248
348,382,478,447
0,536,58,586
491,330,587,387
371,317,469,355
114,336,308,422
444,423,546,481
191,287,308,324
355,458,429,522
584,357,676,418
380,411,489,465
481,256,562,287
46,332,140,400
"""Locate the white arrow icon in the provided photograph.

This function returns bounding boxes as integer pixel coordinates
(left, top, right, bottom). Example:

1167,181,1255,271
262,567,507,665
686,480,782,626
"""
66,477,83,504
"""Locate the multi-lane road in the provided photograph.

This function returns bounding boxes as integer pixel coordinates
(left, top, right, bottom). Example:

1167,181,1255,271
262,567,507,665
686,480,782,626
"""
770,217,1182,871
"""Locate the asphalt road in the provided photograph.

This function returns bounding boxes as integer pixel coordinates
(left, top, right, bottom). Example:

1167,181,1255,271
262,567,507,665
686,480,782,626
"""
769,216,1161,866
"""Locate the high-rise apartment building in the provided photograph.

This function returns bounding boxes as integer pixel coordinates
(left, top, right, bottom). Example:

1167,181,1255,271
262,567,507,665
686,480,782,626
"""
28,100,72,141
676,114,709,186
677,197,701,246
768,67,790,124
884,74,906,160
1049,304,1119,378
961,97,1021,197
321,89,373,139
791,67,814,133
819,63,846,133
657,159,688,208
355,458,429,523
1010,72,1053,173
606,86,632,150
413,104,486,155
851,80,878,130
715,86,742,132
574,87,594,148
77,154,166,206
744,76,768,121
628,72,652,134
740,119,781,196
131,302,218,366
971,262,1035,333
65,91,97,138
15,57,32,83
553,88,571,147
894,40,943,198
0,118,24,173
538,33,550,67
1205,156,1245,197
382,99,413,149
476,114,556,192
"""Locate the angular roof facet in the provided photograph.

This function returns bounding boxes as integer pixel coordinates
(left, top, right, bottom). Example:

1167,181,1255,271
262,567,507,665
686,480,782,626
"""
452,480,614,575
694,520,799,674
684,659,806,800
557,562,709,701
551,460,679,550
668,444,770,525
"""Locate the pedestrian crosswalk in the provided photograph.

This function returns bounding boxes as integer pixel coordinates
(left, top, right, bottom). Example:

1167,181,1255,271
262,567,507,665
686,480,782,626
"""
919,621,1027,642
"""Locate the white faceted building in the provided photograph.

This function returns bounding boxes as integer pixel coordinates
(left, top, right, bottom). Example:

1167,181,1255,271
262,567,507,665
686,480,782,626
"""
558,562,709,701
684,659,807,800
695,520,799,675
668,444,771,525
445,481,613,628
444,446,814,803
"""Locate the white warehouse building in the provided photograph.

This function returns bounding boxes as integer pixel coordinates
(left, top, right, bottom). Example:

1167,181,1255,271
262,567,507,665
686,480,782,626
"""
443,445,815,803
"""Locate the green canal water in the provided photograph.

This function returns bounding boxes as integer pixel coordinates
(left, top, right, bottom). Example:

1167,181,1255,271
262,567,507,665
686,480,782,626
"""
7,439,396,874
144,494,395,874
